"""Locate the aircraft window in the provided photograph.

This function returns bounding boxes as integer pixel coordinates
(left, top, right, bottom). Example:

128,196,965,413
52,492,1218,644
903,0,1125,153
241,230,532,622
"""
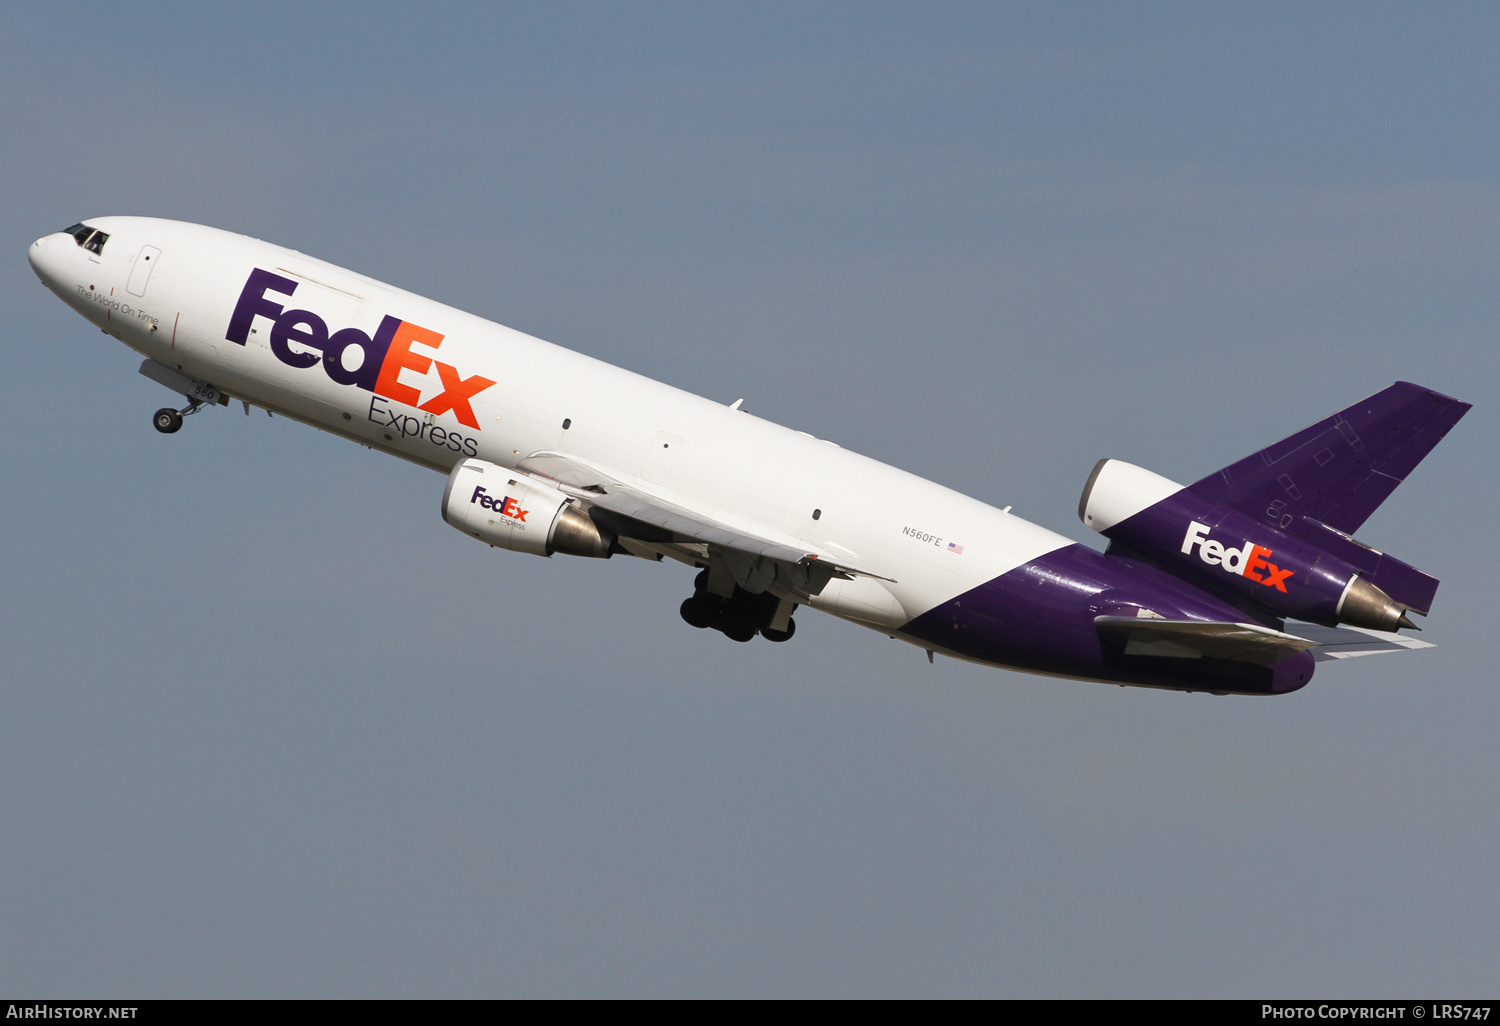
83,231,109,255
65,223,94,246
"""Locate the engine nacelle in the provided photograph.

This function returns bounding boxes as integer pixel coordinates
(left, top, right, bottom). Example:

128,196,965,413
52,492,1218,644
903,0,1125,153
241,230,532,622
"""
1080,459,1417,633
442,458,613,558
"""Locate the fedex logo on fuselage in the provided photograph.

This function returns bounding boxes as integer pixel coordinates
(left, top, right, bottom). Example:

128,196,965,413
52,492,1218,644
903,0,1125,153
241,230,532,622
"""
1181,521,1294,593
226,268,496,429
470,485,527,523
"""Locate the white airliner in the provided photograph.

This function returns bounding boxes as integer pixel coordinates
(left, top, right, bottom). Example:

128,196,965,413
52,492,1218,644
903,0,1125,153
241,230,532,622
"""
29,218,1469,695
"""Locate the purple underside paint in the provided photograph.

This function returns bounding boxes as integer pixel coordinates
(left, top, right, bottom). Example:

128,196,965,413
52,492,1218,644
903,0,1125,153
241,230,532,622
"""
900,544,1315,695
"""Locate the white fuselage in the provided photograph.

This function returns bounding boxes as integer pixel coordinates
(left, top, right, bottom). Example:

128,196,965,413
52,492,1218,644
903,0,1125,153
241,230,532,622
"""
29,217,1074,642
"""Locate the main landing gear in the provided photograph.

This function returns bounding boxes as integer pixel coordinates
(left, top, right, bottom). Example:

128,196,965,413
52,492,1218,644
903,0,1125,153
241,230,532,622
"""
679,569,798,643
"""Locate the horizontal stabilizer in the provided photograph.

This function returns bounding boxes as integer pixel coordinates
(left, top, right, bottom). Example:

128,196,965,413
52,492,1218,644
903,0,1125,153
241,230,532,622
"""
1282,621,1436,662
1188,382,1470,537
1095,615,1317,666
1097,615,1436,667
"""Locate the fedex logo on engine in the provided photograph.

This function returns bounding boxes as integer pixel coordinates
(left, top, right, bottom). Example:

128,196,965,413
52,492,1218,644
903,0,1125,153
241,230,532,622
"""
1181,521,1294,593
471,485,528,523
226,269,496,429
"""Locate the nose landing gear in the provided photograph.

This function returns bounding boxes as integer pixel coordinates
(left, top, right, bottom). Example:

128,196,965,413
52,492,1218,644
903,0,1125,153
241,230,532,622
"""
140,361,228,434
153,397,210,434
679,570,798,643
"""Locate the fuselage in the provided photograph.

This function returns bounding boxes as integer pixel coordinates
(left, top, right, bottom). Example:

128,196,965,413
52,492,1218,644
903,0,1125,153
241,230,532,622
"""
28,216,1314,695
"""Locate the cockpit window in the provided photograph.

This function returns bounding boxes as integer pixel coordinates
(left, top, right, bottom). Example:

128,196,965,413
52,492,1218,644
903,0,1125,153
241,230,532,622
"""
62,223,108,254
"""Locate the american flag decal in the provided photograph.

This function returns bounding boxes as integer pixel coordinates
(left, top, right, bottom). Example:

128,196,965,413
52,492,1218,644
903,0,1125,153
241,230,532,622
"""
948,542,964,555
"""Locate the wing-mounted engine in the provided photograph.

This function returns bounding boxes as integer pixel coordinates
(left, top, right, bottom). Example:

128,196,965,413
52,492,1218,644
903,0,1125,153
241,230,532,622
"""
1078,382,1470,633
442,458,613,558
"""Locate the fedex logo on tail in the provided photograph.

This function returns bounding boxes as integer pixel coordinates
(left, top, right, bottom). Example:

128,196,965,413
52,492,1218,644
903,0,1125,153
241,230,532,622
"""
226,269,495,429
1181,521,1294,593
471,485,527,523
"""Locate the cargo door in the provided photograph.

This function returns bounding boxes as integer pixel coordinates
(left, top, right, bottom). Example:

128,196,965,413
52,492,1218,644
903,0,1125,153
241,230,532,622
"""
126,245,160,296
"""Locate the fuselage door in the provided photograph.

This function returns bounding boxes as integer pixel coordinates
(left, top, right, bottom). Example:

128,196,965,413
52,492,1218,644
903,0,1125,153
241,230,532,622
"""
126,245,161,297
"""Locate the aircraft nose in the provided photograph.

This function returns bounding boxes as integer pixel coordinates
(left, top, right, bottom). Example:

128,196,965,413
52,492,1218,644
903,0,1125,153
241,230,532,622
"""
28,232,63,286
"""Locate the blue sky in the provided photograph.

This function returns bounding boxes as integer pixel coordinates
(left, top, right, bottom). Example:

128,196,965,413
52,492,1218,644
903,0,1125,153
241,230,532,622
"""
1,2,1496,996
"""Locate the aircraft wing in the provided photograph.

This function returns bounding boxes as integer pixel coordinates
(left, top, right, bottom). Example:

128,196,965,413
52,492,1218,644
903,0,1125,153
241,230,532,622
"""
518,451,894,583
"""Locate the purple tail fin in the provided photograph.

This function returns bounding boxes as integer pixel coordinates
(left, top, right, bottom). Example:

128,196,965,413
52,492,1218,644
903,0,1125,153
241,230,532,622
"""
1189,382,1470,535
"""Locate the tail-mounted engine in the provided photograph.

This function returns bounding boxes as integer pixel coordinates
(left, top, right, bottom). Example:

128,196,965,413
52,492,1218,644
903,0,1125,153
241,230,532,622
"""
1080,459,1428,633
1078,382,1471,633
443,458,613,558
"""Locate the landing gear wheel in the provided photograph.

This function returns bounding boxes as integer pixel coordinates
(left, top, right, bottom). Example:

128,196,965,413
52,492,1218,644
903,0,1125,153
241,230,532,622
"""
760,618,797,643
721,620,757,643
153,408,183,434
680,597,718,629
